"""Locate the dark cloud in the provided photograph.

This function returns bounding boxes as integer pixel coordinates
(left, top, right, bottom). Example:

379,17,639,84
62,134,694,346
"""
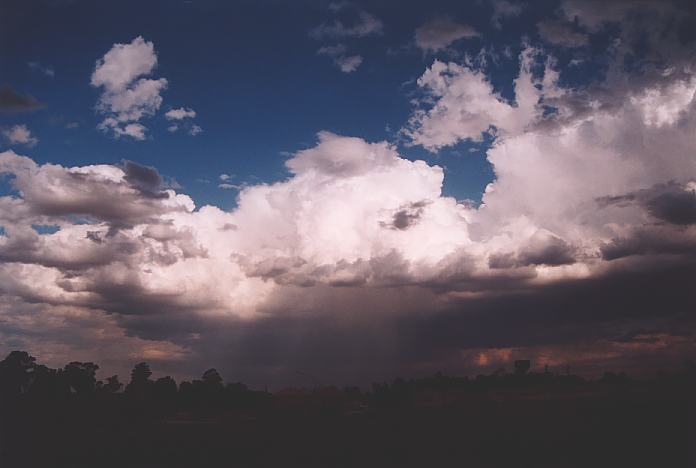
518,237,576,266
0,85,43,112
597,182,696,260
645,185,696,225
489,236,576,269
598,182,696,229
133,258,696,387
122,160,165,197
382,201,428,231
600,227,696,260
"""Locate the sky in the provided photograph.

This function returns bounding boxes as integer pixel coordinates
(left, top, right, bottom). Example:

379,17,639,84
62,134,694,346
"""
1,0,696,387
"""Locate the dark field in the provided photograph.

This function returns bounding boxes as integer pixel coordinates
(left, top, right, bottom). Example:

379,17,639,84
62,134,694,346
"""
1,354,694,468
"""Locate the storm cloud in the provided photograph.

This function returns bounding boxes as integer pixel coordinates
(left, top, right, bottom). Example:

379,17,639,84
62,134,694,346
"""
1,0,696,385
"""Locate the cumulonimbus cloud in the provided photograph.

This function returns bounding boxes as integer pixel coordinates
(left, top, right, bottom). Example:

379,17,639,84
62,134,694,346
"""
1,0,696,383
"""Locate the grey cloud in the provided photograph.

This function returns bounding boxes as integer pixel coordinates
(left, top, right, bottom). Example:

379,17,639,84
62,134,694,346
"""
414,18,479,52
140,259,696,387
122,160,167,198
489,236,576,269
517,237,577,267
310,9,383,39
645,185,696,225
0,85,43,113
381,201,429,231
598,182,696,226
600,227,696,260
0,152,187,227
537,19,589,47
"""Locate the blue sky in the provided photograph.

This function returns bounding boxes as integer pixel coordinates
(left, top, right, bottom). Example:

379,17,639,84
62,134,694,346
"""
0,0,592,209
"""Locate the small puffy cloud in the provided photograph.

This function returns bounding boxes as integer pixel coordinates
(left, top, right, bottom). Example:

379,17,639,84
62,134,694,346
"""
91,37,167,140
91,36,158,92
118,123,147,141
312,5,379,72
491,0,524,29
98,120,148,141
2,124,38,147
537,20,589,47
219,174,232,181
28,61,55,78
318,44,362,73
0,86,43,113
165,107,202,135
415,18,479,52
165,107,196,120
310,9,383,39
336,55,363,73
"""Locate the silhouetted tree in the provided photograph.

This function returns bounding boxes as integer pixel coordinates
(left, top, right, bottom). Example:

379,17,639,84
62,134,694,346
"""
0,351,37,397
97,375,122,394
154,376,178,401
125,362,153,398
63,361,100,396
200,369,224,406
27,364,62,399
202,368,223,388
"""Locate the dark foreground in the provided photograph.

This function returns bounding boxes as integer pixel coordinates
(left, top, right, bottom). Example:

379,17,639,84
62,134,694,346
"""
1,352,694,467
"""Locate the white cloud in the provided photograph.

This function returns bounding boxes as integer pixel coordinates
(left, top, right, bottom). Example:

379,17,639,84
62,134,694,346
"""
403,47,542,150
336,55,363,73
164,107,201,135
165,107,196,120
96,77,167,122
98,119,148,141
630,76,696,127
2,124,38,147
115,122,148,141
91,36,158,92
91,37,167,140
415,18,479,52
